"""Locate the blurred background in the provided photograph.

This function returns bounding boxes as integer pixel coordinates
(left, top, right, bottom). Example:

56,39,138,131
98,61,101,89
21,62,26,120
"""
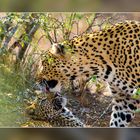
0,0,140,11
0,128,140,140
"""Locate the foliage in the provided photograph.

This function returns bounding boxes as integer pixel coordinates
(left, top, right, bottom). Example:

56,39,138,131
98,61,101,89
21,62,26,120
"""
0,54,28,126
91,75,97,82
132,88,140,99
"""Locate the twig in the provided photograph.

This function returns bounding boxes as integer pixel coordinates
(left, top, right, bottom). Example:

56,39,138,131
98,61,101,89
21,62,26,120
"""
46,32,54,44
53,29,57,43
82,13,98,35
98,103,112,119
37,35,46,45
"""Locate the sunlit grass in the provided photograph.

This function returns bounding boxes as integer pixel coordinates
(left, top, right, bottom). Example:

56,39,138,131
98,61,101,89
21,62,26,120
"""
0,55,28,127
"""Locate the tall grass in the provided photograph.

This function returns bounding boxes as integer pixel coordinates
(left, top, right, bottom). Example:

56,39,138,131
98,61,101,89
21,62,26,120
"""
0,53,32,127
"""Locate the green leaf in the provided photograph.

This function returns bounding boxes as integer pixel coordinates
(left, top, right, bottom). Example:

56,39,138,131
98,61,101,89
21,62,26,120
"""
135,109,140,113
21,41,24,48
48,58,54,64
102,22,112,30
23,35,30,43
85,13,96,25
132,88,140,99
136,88,140,95
75,13,83,20
91,75,97,82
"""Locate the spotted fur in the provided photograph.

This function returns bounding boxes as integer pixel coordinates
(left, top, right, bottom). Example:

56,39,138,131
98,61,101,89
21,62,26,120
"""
36,21,140,127
27,92,84,127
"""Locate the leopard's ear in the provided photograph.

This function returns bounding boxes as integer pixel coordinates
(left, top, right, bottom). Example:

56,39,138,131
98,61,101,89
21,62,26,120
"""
50,43,65,55
58,44,65,54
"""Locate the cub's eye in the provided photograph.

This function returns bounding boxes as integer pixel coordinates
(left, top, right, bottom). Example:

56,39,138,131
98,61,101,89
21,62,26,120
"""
47,80,58,88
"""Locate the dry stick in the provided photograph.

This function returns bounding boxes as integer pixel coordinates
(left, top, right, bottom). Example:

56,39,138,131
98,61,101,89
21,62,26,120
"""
67,13,76,39
37,35,46,45
60,13,64,23
98,102,112,119
82,13,99,35
91,102,112,126
53,29,57,43
83,13,117,35
46,32,54,45
76,22,79,35
60,14,66,40
62,13,76,40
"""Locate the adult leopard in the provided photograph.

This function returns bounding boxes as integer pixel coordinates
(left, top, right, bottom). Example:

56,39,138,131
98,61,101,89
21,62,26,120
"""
36,21,140,127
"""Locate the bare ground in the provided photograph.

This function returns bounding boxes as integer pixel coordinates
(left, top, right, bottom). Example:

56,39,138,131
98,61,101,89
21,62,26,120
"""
67,92,140,127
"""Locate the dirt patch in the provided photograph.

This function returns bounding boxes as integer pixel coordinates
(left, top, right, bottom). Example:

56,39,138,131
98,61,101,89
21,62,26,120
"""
67,91,140,127
66,92,112,127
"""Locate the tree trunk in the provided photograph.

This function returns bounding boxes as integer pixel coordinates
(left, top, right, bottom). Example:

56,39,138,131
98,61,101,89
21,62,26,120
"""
17,23,39,61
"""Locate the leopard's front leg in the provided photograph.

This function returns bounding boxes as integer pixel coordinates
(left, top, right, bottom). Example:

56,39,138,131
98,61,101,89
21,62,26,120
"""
110,94,140,127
